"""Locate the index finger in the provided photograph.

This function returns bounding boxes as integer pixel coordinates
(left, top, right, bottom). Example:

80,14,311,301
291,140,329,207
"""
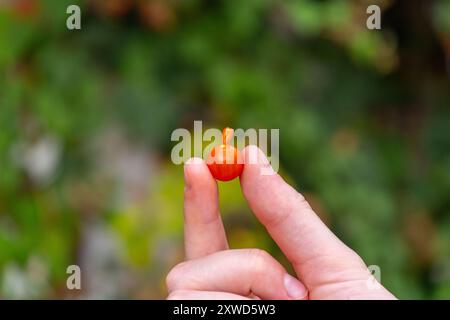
240,146,366,287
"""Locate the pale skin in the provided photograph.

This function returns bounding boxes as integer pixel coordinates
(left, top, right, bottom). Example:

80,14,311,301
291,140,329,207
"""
166,145,397,300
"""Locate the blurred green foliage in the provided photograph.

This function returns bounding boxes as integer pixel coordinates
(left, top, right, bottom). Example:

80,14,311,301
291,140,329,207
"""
0,0,449,299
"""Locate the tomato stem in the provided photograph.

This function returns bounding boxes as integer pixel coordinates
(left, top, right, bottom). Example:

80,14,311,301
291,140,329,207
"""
222,127,234,145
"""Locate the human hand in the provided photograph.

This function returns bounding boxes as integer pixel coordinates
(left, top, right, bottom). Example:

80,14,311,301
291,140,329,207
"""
166,146,396,300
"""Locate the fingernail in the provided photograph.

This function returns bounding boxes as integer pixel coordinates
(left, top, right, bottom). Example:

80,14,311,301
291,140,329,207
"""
284,273,307,299
185,157,203,165
184,158,203,189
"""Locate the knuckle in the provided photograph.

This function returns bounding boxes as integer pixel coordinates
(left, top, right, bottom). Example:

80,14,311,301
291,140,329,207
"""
246,249,271,274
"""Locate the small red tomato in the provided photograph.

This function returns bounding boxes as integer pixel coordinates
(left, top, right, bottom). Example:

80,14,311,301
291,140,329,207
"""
207,128,244,181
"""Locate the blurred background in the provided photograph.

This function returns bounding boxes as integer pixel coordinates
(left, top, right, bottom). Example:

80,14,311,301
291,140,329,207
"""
0,0,449,299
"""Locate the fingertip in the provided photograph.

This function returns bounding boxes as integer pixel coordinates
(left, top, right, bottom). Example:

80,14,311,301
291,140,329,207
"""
242,145,270,167
284,273,308,300
183,156,219,222
240,145,281,203
185,157,205,165
184,157,214,189
241,146,263,187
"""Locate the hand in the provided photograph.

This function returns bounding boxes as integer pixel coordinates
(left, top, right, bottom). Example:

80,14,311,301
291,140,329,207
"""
166,146,396,300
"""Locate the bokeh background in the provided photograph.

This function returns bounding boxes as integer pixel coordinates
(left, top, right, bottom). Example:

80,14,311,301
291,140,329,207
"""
0,0,449,299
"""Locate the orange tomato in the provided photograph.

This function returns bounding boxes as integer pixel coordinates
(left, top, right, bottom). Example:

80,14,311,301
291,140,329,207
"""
206,128,244,181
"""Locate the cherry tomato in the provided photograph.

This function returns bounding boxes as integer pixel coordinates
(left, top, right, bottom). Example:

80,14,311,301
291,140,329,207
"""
206,128,244,181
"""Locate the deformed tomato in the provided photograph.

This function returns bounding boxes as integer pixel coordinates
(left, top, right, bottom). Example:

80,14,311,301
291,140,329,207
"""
206,128,244,181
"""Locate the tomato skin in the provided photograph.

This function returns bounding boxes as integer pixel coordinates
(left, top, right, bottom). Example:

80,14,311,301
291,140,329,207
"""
206,129,244,181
